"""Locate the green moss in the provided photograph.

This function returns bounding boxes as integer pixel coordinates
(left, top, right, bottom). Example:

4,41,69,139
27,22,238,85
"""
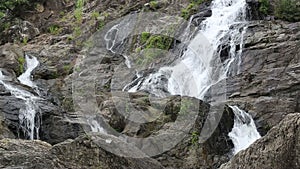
275,0,300,21
145,35,172,50
181,0,206,20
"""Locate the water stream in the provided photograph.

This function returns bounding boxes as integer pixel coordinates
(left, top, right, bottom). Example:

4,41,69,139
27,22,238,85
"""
228,106,261,154
124,0,260,154
0,54,40,140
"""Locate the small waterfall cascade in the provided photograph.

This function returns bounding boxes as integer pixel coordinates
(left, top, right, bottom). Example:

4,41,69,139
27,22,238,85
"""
121,0,259,155
228,106,261,154
0,55,41,140
127,0,248,99
18,55,39,88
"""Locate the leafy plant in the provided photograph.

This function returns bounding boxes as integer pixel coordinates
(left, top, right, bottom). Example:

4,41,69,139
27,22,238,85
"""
181,0,206,20
74,0,85,23
48,25,61,35
191,131,199,146
22,36,28,45
73,26,81,38
149,1,159,9
141,32,151,44
17,56,25,74
91,11,100,20
97,19,105,30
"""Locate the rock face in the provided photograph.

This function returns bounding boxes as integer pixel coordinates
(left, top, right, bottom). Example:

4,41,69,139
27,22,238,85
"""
220,113,300,169
0,134,164,169
226,20,300,135
0,0,300,168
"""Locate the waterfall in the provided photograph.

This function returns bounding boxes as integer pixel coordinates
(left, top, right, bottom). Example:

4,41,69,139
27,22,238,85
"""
128,0,247,99
228,106,261,154
122,0,259,155
17,55,39,88
0,55,41,140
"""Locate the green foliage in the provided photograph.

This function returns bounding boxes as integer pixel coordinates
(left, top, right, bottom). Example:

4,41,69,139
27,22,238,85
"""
259,0,270,15
275,0,300,21
74,26,81,38
0,0,30,18
0,11,4,19
91,11,100,20
144,34,173,50
97,19,105,30
17,56,25,74
191,131,199,146
74,8,83,23
74,0,85,23
22,36,28,45
141,32,151,44
181,0,206,20
76,0,84,8
149,1,159,9
48,25,61,35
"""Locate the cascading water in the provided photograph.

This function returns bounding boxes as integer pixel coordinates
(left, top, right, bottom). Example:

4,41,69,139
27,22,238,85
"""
123,0,260,154
18,55,39,88
228,106,261,154
128,0,248,99
0,55,41,140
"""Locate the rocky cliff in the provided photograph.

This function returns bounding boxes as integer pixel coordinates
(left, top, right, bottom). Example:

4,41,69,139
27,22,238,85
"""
0,0,299,168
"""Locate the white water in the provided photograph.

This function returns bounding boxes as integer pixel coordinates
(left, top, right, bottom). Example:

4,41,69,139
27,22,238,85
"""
129,0,247,99
0,55,40,140
228,106,261,154
124,0,260,155
18,55,39,88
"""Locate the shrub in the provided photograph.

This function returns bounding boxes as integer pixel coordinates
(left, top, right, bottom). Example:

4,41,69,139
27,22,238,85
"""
275,0,300,21
259,0,270,15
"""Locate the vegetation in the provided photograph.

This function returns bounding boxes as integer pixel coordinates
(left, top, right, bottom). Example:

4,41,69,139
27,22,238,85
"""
258,0,270,15
48,25,61,35
181,0,205,20
149,1,159,9
17,56,25,74
22,36,28,45
275,0,300,21
74,0,85,23
142,33,173,50
191,131,199,146
0,0,31,18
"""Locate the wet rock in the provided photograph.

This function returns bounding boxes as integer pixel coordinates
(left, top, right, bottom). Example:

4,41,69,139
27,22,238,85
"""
220,113,300,169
